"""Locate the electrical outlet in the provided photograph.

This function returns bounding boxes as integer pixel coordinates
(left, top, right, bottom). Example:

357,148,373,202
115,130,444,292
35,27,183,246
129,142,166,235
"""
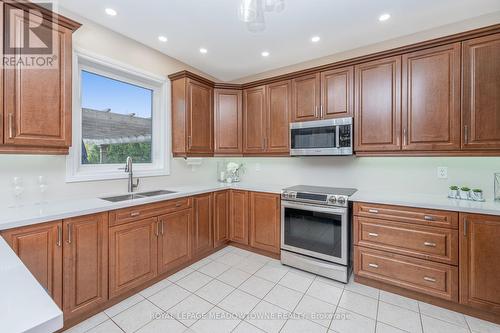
437,167,448,179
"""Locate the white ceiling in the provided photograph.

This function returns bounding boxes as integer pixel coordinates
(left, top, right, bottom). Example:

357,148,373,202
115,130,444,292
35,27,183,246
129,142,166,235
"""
55,0,500,82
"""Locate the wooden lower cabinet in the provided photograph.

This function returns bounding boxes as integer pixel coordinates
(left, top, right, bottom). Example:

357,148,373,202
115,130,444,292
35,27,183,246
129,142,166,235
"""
158,209,193,274
460,213,500,315
230,190,249,245
1,221,63,307
249,192,281,254
214,190,230,247
63,213,108,320
109,217,158,298
193,194,213,256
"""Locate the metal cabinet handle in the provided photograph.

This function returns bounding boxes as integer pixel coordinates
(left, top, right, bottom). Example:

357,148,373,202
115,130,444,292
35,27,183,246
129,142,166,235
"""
424,215,435,221
8,114,14,139
368,209,379,214
188,136,192,148
464,125,468,144
161,221,164,236
464,220,467,237
155,221,160,237
368,263,379,269
423,242,436,247
423,276,436,283
57,225,62,247
320,105,324,118
403,128,408,146
368,232,379,237
130,211,140,217
175,202,182,207
67,224,72,244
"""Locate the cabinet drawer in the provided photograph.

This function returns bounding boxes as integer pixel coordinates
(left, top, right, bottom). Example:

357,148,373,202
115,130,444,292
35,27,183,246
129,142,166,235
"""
354,202,458,229
354,217,458,265
354,246,458,302
109,197,192,226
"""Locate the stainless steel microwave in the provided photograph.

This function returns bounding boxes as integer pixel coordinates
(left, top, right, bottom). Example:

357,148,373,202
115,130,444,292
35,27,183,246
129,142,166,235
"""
290,117,353,156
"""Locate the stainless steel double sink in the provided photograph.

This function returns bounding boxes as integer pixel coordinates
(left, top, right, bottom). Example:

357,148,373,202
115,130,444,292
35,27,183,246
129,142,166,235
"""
100,190,177,202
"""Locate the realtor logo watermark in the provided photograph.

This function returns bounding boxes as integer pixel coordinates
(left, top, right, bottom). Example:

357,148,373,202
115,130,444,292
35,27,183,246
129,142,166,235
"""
3,1,57,69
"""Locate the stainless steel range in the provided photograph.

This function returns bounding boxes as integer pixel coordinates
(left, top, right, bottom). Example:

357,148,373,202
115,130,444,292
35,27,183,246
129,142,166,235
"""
280,185,357,283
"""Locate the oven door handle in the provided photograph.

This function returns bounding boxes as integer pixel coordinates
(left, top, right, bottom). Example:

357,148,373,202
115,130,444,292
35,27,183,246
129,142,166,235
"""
281,200,347,215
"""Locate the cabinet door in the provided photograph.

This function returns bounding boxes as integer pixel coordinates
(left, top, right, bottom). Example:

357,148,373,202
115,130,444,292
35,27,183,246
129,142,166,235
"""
462,33,500,150
1,221,63,307
459,213,500,314
249,192,280,254
193,194,213,256
243,86,267,153
230,190,249,245
63,213,108,319
3,4,72,149
291,73,321,122
214,89,242,155
355,56,401,151
158,210,192,274
402,43,461,151
321,67,354,119
109,218,158,298
214,190,230,247
187,79,213,154
266,80,291,153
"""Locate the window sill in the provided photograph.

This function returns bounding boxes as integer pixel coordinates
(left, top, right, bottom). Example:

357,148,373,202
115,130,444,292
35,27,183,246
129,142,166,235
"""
65,168,169,183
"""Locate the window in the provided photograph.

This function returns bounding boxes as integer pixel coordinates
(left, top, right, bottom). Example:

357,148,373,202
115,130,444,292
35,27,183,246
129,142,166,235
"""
67,49,169,182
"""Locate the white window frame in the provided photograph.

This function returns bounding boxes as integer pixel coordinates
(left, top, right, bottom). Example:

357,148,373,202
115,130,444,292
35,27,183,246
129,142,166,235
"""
66,48,170,182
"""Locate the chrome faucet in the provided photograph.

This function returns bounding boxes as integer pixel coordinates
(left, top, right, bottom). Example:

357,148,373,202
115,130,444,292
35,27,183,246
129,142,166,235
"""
124,156,139,193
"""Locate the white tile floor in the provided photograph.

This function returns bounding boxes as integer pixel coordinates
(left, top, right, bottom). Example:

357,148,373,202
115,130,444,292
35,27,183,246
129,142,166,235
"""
64,246,500,333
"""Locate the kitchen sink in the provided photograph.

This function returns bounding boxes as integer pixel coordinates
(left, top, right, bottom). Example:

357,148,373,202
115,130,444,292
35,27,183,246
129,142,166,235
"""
100,190,177,202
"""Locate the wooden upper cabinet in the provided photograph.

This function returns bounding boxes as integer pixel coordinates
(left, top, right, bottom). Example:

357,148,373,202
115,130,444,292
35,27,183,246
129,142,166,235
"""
243,85,267,153
321,67,354,119
171,76,213,157
291,73,321,122
266,80,291,153
187,79,213,154
193,193,213,256
2,3,80,154
355,56,402,151
402,43,461,151
462,33,500,150
249,192,281,254
158,209,192,274
459,213,500,315
109,217,158,298
63,213,108,320
214,89,243,155
230,190,249,245
214,190,230,247
1,221,63,307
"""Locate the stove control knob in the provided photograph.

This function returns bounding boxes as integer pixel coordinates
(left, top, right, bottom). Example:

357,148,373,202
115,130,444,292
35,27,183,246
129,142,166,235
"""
282,191,289,199
337,196,347,206
328,196,337,204
289,192,297,199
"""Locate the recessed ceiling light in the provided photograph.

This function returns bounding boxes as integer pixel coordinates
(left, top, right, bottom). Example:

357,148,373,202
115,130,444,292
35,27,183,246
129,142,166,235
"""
261,51,270,57
379,13,391,22
200,48,208,54
105,8,117,16
158,36,168,42
311,36,320,43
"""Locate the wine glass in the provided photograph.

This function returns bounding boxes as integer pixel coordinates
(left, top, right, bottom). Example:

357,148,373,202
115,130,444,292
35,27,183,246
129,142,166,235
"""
12,177,24,208
38,176,48,204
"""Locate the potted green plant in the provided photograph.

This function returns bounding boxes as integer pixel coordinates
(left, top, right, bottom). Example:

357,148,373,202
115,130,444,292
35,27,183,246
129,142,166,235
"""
471,189,483,201
460,187,471,200
449,185,459,198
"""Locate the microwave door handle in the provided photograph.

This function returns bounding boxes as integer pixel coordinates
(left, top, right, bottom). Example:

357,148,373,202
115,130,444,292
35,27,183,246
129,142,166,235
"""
335,126,340,148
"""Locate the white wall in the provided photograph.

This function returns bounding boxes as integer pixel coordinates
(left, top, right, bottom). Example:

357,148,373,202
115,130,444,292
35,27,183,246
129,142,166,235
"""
0,10,498,207
219,157,500,200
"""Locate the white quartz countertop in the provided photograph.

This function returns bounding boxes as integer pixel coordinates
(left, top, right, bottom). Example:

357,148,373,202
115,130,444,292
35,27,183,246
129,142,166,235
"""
350,191,500,216
0,237,63,333
0,182,284,231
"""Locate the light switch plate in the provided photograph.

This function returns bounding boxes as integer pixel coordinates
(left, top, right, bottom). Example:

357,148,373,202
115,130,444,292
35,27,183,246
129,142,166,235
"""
437,167,448,179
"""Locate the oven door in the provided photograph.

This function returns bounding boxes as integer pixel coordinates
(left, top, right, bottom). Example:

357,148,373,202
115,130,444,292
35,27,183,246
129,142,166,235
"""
281,201,348,265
